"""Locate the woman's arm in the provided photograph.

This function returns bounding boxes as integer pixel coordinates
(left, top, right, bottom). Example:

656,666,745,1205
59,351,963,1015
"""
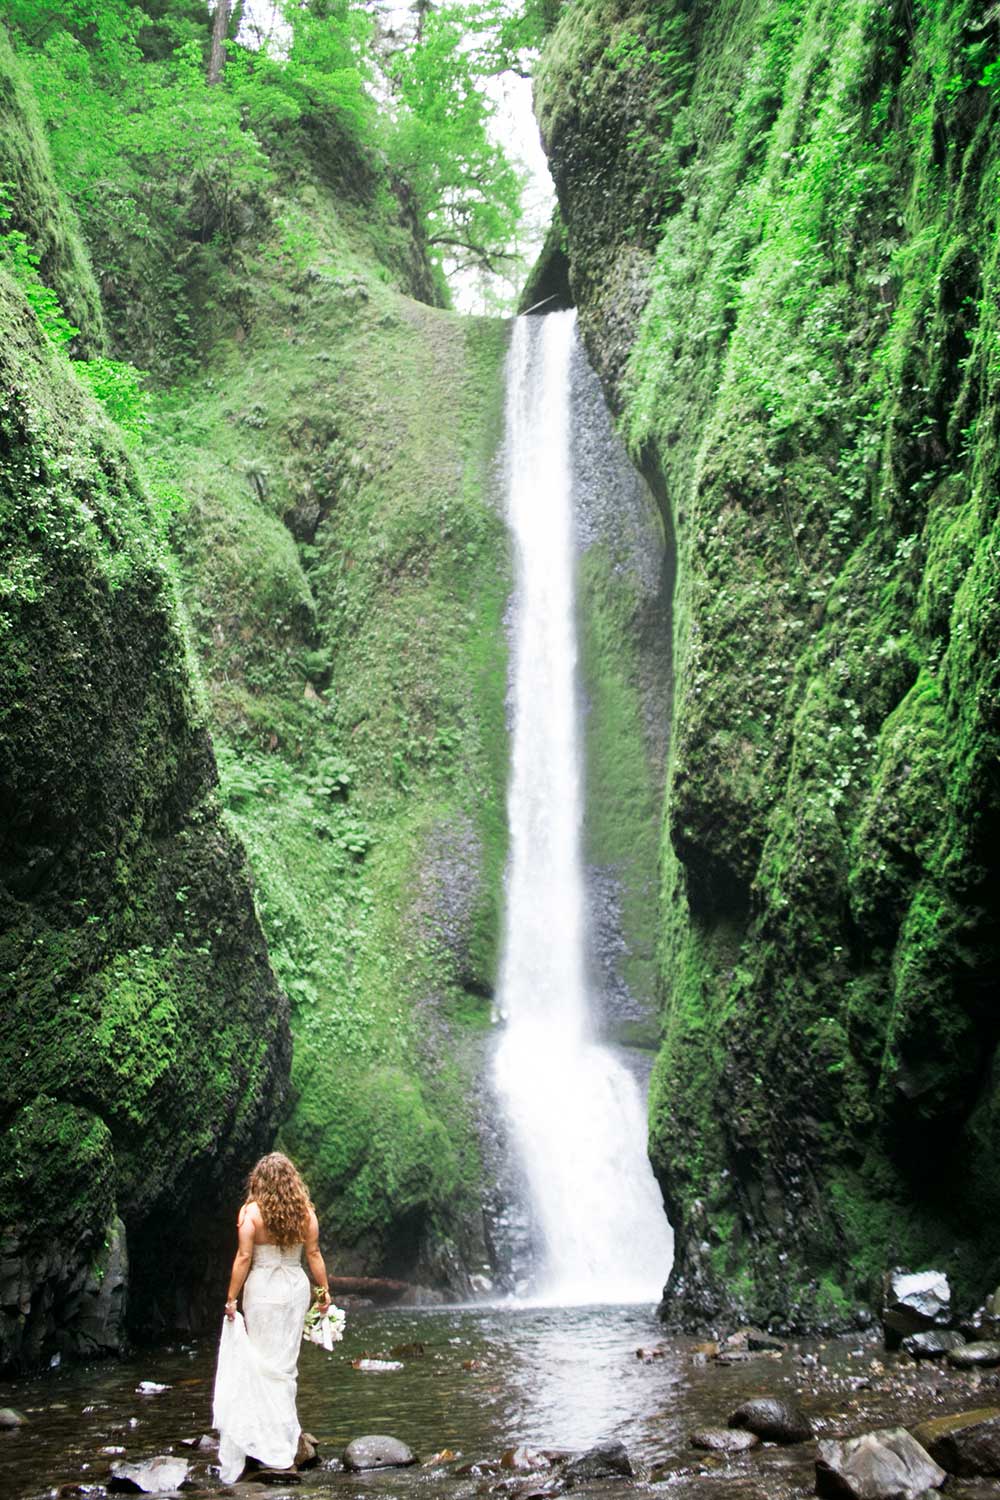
304,1210,330,1310
224,1205,256,1319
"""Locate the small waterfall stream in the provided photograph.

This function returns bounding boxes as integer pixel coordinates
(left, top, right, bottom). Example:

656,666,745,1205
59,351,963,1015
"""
494,310,673,1305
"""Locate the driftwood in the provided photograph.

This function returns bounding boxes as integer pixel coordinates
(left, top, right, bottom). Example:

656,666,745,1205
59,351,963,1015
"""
329,1276,411,1304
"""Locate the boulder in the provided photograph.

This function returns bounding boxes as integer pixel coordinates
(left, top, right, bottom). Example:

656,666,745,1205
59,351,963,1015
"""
342,1435,417,1470
728,1397,813,1443
0,1408,27,1429
107,1455,191,1493
910,1409,1000,1477
690,1428,761,1453
882,1270,951,1349
902,1331,967,1360
563,1440,634,1482
948,1343,1000,1370
501,1447,550,1471
815,1429,945,1499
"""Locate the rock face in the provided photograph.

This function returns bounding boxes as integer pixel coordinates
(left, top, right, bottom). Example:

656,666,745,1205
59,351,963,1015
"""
911,1409,1000,1477
0,33,289,1373
815,1429,946,1499
536,0,1000,1329
342,1436,417,1471
728,1397,812,1444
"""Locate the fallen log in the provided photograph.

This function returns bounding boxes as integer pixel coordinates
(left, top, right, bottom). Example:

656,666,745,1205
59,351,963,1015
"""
329,1276,411,1304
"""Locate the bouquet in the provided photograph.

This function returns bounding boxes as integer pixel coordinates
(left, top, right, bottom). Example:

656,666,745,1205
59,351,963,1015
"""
303,1293,346,1352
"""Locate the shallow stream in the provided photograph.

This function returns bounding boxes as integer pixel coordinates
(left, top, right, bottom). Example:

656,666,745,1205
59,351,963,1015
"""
0,1304,991,1500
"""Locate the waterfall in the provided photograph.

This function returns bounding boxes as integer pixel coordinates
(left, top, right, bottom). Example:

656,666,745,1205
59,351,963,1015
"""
494,310,674,1306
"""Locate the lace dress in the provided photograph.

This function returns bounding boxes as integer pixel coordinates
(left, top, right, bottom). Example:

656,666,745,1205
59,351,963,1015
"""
212,1242,312,1481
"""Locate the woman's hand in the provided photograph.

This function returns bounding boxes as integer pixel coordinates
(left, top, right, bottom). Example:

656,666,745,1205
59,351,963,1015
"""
225,1297,238,1321
314,1285,331,1313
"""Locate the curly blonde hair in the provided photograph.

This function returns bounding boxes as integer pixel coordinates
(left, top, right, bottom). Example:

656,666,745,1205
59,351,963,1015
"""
246,1152,313,1247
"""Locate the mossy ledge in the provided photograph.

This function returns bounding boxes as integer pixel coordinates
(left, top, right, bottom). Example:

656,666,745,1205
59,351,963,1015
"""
537,0,1000,1330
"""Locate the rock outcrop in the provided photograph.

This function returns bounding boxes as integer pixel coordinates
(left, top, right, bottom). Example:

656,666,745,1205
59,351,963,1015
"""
536,0,1000,1329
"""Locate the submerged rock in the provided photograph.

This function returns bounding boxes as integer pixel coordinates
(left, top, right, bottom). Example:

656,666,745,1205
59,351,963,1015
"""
728,1396,812,1443
690,1427,760,1453
563,1440,634,1482
903,1331,967,1360
0,1408,27,1429
342,1435,417,1470
815,1428,945,1499
882,1271,951,1348
107,1455,191,1493
910,1408,1000,1476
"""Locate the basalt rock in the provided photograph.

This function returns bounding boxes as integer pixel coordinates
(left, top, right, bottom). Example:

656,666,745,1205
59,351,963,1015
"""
563,1441,634,1482
883,1272,952,1348
690,1428,760,1453
107,1456,191,1494
911,1409,1000,1478
815,1429,946,1499
903,1330,967,1360
948,1344,1000,1370
728,1397,812,1444
342,1436,417,1471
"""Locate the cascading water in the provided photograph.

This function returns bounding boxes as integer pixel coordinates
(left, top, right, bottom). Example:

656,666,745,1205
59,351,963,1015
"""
494,310,673,1306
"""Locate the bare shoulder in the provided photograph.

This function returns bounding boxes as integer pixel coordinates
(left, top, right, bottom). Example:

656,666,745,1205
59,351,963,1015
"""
305,1207,320,1243
238,1200,263,1229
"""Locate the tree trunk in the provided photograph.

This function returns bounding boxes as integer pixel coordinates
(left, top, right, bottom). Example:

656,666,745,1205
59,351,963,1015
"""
208,0,231,85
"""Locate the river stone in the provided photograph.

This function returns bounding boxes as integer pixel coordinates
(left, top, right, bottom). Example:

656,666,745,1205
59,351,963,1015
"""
903,1330,967,1360
342,1435,417,1470
563,1440,634,1482
728,1397,812,1443
0,1408,26,1429
910,1409,1000,1476
948,1343,1000,1369
107,1455,191,1493
816,1429,946,1499
690,1428,761,1453
882,1270,951,1348
295,1431,318,1468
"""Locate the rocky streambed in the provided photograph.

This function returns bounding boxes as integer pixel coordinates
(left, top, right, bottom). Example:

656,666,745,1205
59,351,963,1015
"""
5,1303,1000,1500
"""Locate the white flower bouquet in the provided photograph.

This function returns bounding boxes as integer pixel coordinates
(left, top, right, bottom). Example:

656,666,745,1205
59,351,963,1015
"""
303,1299,346,1351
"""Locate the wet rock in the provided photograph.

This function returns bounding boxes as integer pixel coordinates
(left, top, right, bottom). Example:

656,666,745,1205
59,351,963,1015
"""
351,1357,403,1372
295,1432,318,1468
563,1440,634,1482
910,1408,1000,1476
815,1428,946,1499
882,1270,952,1349
107,1455,191,1493
690,1428,761,1453
722,1327,786,1354
502,1447,550,1472
342,1435,417,1470
0,1408,27,1428
728,1397,813,1443
903,1331,967,1360
135,1380,170,1395
949,1344,1000,1370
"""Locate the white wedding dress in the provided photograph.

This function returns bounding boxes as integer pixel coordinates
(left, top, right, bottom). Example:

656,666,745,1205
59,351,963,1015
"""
212,1242,312,1482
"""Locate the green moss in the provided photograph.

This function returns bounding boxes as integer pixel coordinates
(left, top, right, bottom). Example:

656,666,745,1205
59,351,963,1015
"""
544,0,1000,1326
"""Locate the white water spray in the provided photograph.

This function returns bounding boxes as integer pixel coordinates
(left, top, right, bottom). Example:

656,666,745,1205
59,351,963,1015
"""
494,311,673,1306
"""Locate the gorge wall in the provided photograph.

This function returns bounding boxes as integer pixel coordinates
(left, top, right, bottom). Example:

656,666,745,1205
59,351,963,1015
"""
0,28,289,1370
537,0,1000,1329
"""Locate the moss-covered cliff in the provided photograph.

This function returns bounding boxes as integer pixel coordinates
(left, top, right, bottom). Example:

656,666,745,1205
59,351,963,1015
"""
0,30,289,1370
538,0,1000,1328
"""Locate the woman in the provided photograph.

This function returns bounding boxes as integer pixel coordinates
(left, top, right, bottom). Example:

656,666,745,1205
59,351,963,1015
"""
212,1152,331,1482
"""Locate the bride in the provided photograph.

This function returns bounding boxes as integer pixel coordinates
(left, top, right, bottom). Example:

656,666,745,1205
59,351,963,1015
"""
213,1152,331,1481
